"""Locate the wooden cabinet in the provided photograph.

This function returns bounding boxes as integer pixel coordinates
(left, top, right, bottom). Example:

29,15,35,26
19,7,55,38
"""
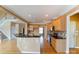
51,37,66,53
52,16,66,31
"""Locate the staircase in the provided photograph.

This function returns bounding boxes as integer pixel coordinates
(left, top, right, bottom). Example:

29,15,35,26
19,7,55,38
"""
0,14,16,40
0,19,11,40
0,31,7,40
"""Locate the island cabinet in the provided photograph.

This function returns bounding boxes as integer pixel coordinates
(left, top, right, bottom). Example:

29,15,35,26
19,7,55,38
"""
17,37,40,54
51,37,66,53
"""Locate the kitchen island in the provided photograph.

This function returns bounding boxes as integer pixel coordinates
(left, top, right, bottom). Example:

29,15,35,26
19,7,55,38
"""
16,36,40,54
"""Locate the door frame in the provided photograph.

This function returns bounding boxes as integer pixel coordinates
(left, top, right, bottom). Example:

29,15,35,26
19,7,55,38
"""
66,9,79,54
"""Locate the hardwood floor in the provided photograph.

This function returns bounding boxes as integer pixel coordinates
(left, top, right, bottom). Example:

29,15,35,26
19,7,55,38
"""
0,39,66,54
0,39,56,54
0,39,20,54
69,48,79,54
41,40,57,54
0,39,57,54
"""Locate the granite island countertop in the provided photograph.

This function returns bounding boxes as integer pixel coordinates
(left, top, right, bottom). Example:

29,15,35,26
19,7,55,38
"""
15,34,41,38
16,35,40,53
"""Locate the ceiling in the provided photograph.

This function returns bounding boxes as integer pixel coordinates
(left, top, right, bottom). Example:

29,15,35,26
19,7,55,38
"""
3,5,76,24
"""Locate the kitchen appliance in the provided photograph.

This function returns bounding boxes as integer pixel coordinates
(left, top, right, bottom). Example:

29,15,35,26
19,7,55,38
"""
53,31,66,39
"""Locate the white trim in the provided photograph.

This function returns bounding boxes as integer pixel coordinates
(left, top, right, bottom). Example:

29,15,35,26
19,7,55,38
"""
21,51,40,54
66,9,79,54
66,16,70,54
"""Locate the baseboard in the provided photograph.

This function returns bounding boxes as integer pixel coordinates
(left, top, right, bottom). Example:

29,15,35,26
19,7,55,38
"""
21,51,40,54
57,52,65,54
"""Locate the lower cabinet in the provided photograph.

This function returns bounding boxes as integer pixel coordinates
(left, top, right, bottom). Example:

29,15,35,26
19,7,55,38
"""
17,37,40,53
51,37,66,53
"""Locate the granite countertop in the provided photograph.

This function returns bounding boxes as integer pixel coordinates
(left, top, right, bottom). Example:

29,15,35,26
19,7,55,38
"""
52,36,66,39
15,34,41,38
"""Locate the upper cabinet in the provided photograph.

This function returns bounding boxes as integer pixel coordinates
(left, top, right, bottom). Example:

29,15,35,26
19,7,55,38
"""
27,24,40,36
48,16,66,31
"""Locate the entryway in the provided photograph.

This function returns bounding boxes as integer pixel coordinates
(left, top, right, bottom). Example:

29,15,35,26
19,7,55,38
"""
67,10,79,54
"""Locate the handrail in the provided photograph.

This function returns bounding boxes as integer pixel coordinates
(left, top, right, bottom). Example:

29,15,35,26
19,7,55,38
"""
0,13,7,24
0,13,7,19
0,19,17,27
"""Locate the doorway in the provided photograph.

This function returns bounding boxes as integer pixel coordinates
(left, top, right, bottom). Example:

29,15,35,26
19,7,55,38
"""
66,10,79,54
39,27,44,46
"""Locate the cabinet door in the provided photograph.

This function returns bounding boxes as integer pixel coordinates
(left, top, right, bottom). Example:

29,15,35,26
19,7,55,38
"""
53,19,61,31
56,39,66,52
18,38,40,53
60,16,66,31
54,16,66,31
